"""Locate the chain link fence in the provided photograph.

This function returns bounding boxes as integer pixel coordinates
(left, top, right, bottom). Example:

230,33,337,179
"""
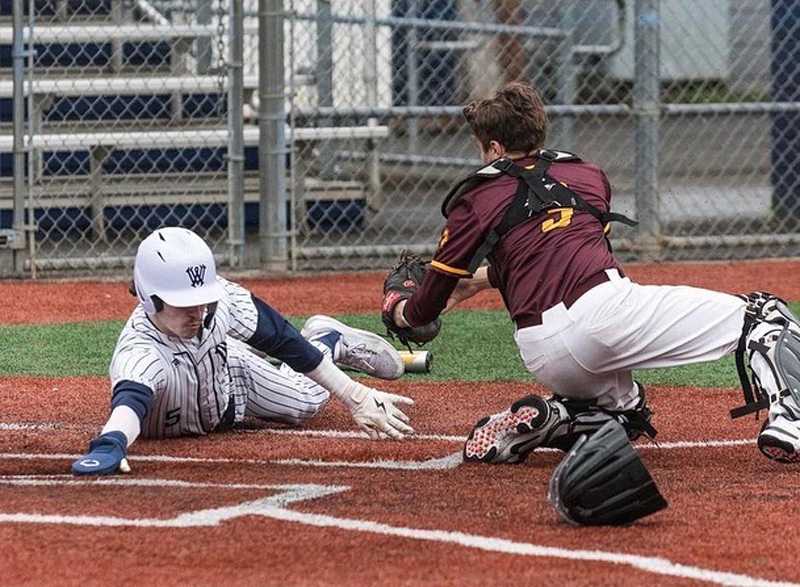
281,0,800,270
3,0,800,276
2,0,234,274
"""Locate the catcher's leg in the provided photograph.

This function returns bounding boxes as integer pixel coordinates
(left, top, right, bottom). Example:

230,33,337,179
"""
734,293,800,462
463,382,656,464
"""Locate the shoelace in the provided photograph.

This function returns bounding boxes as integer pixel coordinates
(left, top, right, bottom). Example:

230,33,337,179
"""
340,343,377,370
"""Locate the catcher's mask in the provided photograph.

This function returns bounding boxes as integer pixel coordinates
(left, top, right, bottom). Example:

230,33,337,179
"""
547,419,667,526
132,227,223,317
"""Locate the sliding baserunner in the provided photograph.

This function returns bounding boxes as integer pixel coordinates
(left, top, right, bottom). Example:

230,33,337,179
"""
73,227,413,475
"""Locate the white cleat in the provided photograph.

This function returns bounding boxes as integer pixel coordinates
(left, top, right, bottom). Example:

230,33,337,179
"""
758,415,800,463
302,315,404,380
463,395,564,464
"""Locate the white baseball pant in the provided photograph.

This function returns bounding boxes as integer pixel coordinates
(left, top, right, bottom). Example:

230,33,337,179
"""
515,269,746,411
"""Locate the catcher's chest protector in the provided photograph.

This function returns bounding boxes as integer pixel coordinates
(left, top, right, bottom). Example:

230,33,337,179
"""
441,149,637,273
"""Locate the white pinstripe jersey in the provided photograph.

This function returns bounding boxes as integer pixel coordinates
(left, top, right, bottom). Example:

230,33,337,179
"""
109,277,259,438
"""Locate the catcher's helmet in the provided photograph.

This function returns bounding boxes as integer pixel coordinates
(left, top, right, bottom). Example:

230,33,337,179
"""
133,227,224,314
547,419,667,526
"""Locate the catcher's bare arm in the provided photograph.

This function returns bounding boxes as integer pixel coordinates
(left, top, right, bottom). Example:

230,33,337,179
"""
442,266,493,313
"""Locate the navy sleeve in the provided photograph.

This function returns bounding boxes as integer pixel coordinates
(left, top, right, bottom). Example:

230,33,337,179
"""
247,295,324,373
111,380,154,420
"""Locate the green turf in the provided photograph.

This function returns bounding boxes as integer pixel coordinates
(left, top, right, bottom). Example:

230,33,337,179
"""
0,321,124,376
3,302,799,386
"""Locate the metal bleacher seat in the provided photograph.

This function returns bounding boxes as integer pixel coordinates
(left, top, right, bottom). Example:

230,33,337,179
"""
0,0,385,240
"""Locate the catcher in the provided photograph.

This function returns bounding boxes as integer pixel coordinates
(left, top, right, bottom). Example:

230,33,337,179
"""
382,80,800,466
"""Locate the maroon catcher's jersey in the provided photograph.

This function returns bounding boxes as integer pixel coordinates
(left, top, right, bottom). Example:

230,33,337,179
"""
404,154,623,327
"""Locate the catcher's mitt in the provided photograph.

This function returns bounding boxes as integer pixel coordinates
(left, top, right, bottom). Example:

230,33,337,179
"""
381,251,441,347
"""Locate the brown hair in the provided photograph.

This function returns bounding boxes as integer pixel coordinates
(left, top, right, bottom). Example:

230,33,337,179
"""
462,81,548,153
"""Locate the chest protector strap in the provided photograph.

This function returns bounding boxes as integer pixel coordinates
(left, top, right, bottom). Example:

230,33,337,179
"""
442,150,638,274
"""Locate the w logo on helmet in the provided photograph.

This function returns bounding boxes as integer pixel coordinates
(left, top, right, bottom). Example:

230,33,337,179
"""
186,264,207,287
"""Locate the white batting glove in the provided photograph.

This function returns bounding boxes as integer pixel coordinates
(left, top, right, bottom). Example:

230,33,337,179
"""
343,382,414,440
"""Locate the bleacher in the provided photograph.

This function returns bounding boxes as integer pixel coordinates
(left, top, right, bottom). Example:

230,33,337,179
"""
0,0,384,240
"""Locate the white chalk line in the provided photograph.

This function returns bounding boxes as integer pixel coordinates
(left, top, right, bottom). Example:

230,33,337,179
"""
0,476,793,587
266,509,796,587
0,475,346,494
0,451,464,471
0,421,758,451
0,437,755,472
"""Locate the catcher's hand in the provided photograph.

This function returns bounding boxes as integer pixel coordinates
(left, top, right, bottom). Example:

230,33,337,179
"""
381,251,441,347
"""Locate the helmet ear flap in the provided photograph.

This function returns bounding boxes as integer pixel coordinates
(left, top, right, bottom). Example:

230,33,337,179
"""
129,279,164,313
133,268,159,314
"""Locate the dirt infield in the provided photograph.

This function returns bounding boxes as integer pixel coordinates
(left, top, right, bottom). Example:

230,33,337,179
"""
0,378,796,586
4,258,800,324
2,259,800,585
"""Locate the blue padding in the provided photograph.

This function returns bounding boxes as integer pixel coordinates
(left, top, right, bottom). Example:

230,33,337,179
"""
33,42,111,68
1,0,57,16
49,95,173,122
67,0,112,15
247,295,323,373
182,93,226,118
111,380,154,421
123,41,171,66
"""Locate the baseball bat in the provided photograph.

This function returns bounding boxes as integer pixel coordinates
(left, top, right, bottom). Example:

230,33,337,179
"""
264,348,433,375
399,350,432,374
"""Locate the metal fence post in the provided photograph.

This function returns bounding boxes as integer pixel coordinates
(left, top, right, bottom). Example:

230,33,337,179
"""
197,0,213,73
316,0,335,180
228,0,245,267
11,0,28,271
633,0,661,259
364,0,383,209
405,0,419,150
554,3,577,150
259,0,288,270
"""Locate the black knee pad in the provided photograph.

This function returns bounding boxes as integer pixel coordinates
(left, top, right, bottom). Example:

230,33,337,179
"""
546,384,657,452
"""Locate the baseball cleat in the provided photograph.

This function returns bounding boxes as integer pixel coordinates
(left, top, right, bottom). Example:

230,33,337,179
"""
758,416,800,463
302,315,404,380
463,395,564,464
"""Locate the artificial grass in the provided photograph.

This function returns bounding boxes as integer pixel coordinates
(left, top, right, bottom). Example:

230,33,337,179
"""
0,321,123,376
4,302,799,386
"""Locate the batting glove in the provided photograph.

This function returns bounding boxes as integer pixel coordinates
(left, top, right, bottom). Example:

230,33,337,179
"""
71,431,131,476
344,382,414,440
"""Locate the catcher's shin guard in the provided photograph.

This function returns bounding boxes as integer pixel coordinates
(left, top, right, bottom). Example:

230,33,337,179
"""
547,420,668,526
731,293,800,421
